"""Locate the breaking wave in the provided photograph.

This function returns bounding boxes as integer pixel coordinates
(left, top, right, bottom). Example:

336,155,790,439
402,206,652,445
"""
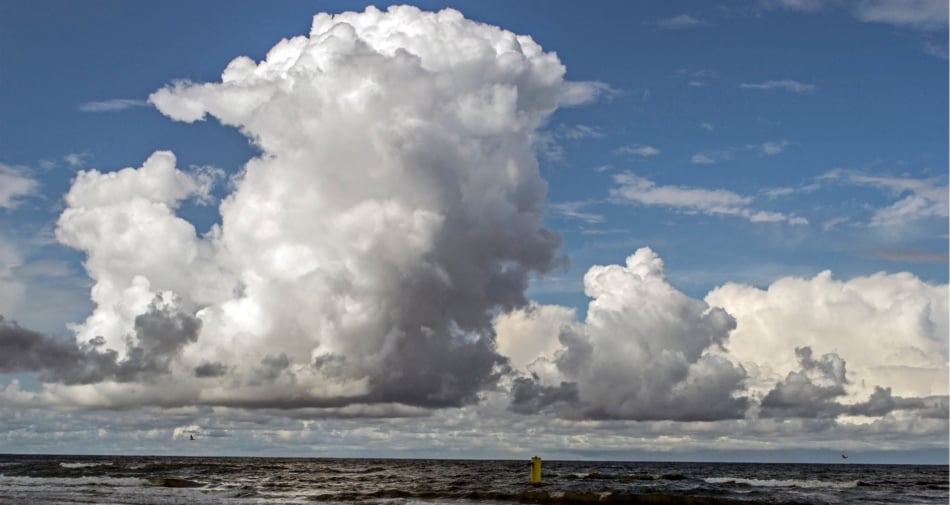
705,476,861,489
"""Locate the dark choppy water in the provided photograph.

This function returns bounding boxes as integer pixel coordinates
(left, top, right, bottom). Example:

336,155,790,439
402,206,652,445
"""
0,454,946,504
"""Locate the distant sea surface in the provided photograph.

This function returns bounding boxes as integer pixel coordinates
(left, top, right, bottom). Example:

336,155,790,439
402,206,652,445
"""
0,454,946,505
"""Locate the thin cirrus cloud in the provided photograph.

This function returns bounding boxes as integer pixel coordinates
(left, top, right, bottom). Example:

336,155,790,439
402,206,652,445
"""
77,98,149,112
615,144,661,157
822,169,949,228
765,0,948,30
610,171,807,224
549,201,605,224
654,14,708,29
739,79,816,94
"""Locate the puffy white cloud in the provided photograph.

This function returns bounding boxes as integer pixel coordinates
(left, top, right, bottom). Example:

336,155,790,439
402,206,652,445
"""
494,303,576,372
0,163,39,209
38,5,590,410
706,270,949,403
507,248,749,421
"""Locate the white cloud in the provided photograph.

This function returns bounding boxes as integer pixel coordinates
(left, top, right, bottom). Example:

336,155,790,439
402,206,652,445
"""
822,216,850,231
494,303,576,372
506,248,749,421
33,5,575,410
700,122,714,131
707,270,949,402
690,148,734,164
615,144,660,157
557,81,620,106
739,80,816,94
765,0,947,31
921,41,949,59
0,164,39,209
824,170,949,228
761,0,828,12
78,99,149,112
558,124,604,140
655,14,707,29
549,201,605,224
63,152,90,168
761,139,790,155
852,0,948,30
610,172,806,225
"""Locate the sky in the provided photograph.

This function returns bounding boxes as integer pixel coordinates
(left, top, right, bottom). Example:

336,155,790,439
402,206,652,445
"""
0,0,947,463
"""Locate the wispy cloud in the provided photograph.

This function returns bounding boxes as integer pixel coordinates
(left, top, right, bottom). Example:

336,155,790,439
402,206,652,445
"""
559,81,622,106
822,216,851,231
691,148,734,164
559,124,604,140
615,145,660,157
874,249,950,262
764,0,948,31
852,0,948,31
760,139,790,155
700,122,715,132
921,41,948,60
692,140,791,165
78,98,149,112
534,124,606,161
549,201,605,224
739,80,816,94
610,172,806,224
655,14,708,29
0,164,40,209
760,0,827,12
63,152,90,168
823,169,949,228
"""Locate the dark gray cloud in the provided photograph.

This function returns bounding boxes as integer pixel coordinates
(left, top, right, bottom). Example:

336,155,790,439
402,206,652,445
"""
761,347,949,419
848,386,949,419
508,377,580,415
194,361,228,378
761,347,850,418
0,297,200,385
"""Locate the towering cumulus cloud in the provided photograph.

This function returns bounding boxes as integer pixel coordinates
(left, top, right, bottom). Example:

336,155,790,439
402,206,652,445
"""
46,6,594,409
507,248,749,421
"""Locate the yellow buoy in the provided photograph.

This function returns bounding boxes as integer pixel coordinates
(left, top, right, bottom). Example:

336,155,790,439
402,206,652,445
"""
530,456,542,484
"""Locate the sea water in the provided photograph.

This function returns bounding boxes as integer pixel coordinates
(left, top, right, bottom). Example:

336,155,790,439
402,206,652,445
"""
0,454,946,504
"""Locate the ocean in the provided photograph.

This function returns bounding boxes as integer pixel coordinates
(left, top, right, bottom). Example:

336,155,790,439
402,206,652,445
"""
0,454,946,505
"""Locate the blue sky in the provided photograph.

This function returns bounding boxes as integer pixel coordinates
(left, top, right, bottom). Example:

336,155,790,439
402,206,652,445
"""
0,1,946,462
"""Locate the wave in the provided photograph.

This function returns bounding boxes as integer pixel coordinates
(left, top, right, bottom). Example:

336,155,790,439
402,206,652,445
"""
0,474,150,487
308,487,811,504
565,472,689,481
59,461,113,469
705,477,860,489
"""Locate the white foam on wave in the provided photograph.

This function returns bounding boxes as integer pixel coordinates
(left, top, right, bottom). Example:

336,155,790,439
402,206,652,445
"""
59,461,113,469
0,474,151,487
705,477,860,489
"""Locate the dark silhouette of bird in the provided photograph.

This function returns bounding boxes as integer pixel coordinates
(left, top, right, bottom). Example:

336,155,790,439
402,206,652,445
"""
189,434,195,441
841,454,848,459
